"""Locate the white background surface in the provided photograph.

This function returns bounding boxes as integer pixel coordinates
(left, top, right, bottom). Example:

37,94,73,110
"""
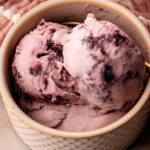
0,96,150,150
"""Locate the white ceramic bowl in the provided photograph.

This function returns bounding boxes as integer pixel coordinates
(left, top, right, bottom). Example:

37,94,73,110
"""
0,0,150,150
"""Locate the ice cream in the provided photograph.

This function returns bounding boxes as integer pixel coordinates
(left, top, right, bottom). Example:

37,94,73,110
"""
12,20,80,104
19,95,126,131
11,14,145,131
63,14,145,113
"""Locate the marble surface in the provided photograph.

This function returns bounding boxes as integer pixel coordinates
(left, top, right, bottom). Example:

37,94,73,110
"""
0,96,150,150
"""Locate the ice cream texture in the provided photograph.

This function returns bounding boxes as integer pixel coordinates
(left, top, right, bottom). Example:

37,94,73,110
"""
11,14,145,131
63,14,145,113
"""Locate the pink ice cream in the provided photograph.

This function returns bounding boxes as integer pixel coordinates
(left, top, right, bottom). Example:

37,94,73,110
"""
12,20,80,103
63,14,145,113
11,14,145,131
19,95,126,131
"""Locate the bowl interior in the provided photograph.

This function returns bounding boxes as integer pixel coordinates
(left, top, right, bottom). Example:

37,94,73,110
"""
1,0,150,138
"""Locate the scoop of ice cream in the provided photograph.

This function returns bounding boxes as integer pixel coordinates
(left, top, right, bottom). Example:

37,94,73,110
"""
12,19,80,103
19,95,126,131
63,14,145,113
56,105,126,131
19,95,69,127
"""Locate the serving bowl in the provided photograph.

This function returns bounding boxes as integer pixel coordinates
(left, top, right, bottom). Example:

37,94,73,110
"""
0,0,150,150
